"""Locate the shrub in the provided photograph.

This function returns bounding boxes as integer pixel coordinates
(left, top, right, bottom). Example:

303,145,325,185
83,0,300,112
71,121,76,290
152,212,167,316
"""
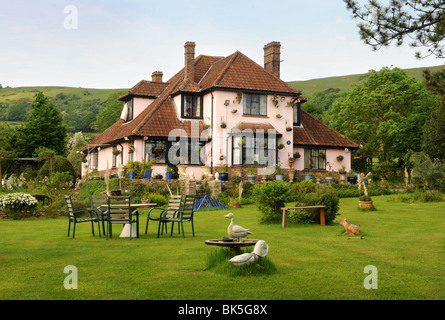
297,187,339,225
142,193,168,207
0,193,38,219
253,181,292,223
38,156,77,183
288,209,312,224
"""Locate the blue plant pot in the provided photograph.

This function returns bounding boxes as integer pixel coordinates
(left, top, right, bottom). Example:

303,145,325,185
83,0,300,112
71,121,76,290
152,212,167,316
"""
347,177,357,184
247,175,256,181
304,174,313,180
325,177,334,184
275,174,284,181
142,170,152,179
165,172,172,180
219,173,228,181
128,172,135,179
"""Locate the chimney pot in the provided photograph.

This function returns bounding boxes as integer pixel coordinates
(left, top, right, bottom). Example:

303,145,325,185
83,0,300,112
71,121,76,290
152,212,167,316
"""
184,41,196,81
151,71,163,83
264,41,281,78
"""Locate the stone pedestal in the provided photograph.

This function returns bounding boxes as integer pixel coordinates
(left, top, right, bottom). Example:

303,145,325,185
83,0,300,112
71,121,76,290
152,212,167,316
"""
209,180,222,198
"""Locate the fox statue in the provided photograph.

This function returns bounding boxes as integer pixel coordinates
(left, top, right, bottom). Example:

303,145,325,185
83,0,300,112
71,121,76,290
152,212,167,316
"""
340,218,361,236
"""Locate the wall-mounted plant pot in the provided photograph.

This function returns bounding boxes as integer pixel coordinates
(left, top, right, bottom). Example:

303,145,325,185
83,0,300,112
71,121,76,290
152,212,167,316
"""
231,109,237,113
220,122,227,128
276,114,282,118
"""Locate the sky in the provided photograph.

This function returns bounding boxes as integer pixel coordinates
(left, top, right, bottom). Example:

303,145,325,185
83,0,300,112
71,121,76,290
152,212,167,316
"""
0,0,443,89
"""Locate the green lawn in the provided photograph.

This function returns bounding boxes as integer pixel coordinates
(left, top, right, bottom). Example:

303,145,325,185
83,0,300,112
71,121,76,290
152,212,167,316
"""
0,196,444,300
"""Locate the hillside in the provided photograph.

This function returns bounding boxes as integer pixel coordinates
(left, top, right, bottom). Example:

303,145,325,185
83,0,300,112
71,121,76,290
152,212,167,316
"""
288,64,444,97
0,86,125,104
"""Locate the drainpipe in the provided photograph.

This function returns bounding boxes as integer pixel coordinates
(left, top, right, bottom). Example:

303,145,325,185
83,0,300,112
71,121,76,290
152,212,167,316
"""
210,92,214,173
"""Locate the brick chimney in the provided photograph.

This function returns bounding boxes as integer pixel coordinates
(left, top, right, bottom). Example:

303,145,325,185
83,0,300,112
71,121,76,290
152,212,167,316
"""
264,41,281,78
151,71,163,83
184,41,196,81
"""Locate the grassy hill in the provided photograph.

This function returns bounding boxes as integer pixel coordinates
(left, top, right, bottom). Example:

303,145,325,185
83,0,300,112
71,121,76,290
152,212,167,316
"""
288,64,444,97
0,86,126,104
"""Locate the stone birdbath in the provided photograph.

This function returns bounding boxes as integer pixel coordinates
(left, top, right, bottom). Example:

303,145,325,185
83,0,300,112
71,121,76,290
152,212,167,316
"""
205,238,259,255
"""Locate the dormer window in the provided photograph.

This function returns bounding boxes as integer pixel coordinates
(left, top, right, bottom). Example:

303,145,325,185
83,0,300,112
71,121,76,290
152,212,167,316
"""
181,94,202,119
121,99,133,122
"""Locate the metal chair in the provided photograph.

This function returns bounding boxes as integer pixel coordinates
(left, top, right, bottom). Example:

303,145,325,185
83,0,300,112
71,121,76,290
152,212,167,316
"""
106,196,139,239
65,195,101,238
90,195,108,236
160,195,196,238
145,195,182,236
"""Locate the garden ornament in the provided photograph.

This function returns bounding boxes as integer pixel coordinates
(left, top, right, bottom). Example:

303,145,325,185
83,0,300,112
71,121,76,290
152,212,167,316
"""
340,218,361,237
357,172,372,196
224,212,252,242
229,240,269,267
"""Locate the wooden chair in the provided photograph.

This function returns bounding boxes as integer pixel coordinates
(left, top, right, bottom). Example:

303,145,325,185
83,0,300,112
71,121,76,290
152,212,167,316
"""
90,195,108,236
160,195,196,238
106,196,139,239
65,195,101,238
145,195,182,237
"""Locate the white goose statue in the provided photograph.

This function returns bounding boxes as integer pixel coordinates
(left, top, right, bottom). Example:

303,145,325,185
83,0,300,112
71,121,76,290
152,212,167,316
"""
224,212,252,242
229,240,269,267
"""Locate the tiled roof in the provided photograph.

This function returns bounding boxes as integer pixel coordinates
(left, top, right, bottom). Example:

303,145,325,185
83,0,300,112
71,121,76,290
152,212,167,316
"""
294,110,358,149
199,51,300,95
119,80,169,100
90,47,354,151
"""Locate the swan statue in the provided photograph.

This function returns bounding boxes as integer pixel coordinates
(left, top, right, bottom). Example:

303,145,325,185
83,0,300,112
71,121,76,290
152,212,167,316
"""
229,240,269,267
224,212,252,242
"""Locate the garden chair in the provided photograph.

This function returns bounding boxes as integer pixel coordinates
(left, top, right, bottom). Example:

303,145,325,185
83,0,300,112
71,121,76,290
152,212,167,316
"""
159,195,196,238
106,195,139,239
145,195,182,236
65,195,101,239
90,195,108,236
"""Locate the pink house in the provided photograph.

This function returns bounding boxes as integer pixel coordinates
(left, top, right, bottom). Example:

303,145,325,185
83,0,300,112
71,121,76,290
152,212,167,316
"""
82,42,358,180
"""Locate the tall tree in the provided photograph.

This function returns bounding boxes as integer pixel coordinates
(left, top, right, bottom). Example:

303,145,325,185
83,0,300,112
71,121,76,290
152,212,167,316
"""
12,92,67,157
422,67,445,161
344,0,445,59
330,67,437,162
92,91,126,132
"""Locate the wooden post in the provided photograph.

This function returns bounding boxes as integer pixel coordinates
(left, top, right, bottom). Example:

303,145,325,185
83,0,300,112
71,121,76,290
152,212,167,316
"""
281,208,287,228
319,207,325,226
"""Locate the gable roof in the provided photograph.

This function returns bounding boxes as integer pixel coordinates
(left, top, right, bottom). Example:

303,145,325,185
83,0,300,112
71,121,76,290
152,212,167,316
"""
90,47,345,150
118,80,169,101
294,110,358,149
198,51,300,95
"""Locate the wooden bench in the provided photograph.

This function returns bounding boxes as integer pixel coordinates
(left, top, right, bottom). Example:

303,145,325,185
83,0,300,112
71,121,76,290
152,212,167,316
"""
281,206,326,227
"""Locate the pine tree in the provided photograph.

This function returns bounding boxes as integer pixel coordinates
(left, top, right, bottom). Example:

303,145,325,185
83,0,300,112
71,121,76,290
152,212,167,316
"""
13,92,67,157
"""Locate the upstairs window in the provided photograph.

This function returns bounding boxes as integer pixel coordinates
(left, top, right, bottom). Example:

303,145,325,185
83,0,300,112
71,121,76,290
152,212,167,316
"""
182,95,202,119
121,99,133,122
243,93,267,116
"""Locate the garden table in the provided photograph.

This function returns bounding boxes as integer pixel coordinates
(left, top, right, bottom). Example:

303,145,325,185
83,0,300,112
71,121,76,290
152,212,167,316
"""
101,203,157,238
280,205,326,227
